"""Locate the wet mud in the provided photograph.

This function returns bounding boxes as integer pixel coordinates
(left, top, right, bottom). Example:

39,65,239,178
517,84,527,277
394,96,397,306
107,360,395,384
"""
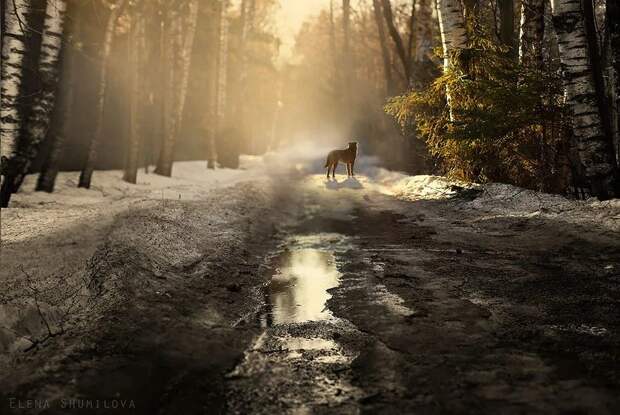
2,175,619,414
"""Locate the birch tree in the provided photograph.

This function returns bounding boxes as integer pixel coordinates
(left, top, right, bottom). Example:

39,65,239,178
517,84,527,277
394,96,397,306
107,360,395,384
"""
1,0,32,180
551,0,618,198
78,0,126,188
1,0,67,207
436,0,468,120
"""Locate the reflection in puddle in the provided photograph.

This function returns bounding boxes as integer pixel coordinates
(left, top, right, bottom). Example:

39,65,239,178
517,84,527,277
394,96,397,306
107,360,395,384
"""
268,247,341,325
280,336,337,351
228,233,364,412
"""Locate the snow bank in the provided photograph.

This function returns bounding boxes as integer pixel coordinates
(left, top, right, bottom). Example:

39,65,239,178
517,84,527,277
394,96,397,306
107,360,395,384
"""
8,157,266,210
0,157,279,356
300,154,619,232
465,183,620,232
1,157,271,246
365,169,471,200
467,183,574,216
303,155,472,200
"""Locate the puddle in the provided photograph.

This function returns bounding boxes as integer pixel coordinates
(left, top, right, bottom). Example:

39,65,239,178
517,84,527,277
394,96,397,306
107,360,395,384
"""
227,233,364,412
263,234,347,325
268,249,338,324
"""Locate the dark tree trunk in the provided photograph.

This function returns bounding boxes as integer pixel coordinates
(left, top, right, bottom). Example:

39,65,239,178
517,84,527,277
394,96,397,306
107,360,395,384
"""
380,0,411,84
155,7,181,177
206,0,223,169
123,7,145,184
214,2,229,168
329,0,340,94
155,0,199,177
372,0,395,95
607,0,620,164
518,0,545,67
78,0,126,189
583,0,615,168
406,0,416,64
497,0,516,56
36,16,79,192
342,0,353,112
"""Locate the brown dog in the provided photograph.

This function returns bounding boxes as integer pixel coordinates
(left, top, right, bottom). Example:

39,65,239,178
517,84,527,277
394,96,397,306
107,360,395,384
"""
324,142,357,179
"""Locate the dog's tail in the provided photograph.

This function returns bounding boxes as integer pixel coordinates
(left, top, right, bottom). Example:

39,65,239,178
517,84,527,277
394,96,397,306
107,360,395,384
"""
324,155,329,168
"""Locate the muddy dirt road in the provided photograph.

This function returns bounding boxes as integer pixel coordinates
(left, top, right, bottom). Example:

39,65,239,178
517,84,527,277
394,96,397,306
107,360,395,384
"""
2,172,619,414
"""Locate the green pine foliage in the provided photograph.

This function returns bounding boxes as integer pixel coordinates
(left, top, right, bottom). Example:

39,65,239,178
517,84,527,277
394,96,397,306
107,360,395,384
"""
386,33,570,192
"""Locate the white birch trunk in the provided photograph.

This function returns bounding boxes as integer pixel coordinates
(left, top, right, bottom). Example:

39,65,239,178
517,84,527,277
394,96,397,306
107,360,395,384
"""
436,0,467,120
4,0,67,200
1,0,32,163
551,0,617,198
436,0,467,71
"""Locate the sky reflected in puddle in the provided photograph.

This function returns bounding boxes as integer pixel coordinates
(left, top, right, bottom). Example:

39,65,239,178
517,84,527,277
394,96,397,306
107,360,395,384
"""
265,235,344,325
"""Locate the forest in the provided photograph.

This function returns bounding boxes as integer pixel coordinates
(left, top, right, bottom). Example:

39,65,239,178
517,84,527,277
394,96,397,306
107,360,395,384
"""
1,0,619,207
1,1,620,414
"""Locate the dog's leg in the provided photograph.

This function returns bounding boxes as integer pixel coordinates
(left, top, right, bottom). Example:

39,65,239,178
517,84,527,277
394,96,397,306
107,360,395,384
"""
326,163,331,179
332,162,337,178
347,163,351,177
351,160,355,176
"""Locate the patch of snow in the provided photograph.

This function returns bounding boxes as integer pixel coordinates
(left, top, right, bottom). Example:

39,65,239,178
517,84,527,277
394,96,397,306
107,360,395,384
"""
301,155,472,200
466,183,620,232
307,155,619,233
7,157,266,211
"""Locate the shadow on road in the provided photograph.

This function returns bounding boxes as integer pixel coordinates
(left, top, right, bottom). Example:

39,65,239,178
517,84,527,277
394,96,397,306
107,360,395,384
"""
325,177,363,190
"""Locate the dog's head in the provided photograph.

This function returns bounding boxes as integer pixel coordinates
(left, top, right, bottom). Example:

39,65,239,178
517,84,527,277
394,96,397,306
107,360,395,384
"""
348,142,358,151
